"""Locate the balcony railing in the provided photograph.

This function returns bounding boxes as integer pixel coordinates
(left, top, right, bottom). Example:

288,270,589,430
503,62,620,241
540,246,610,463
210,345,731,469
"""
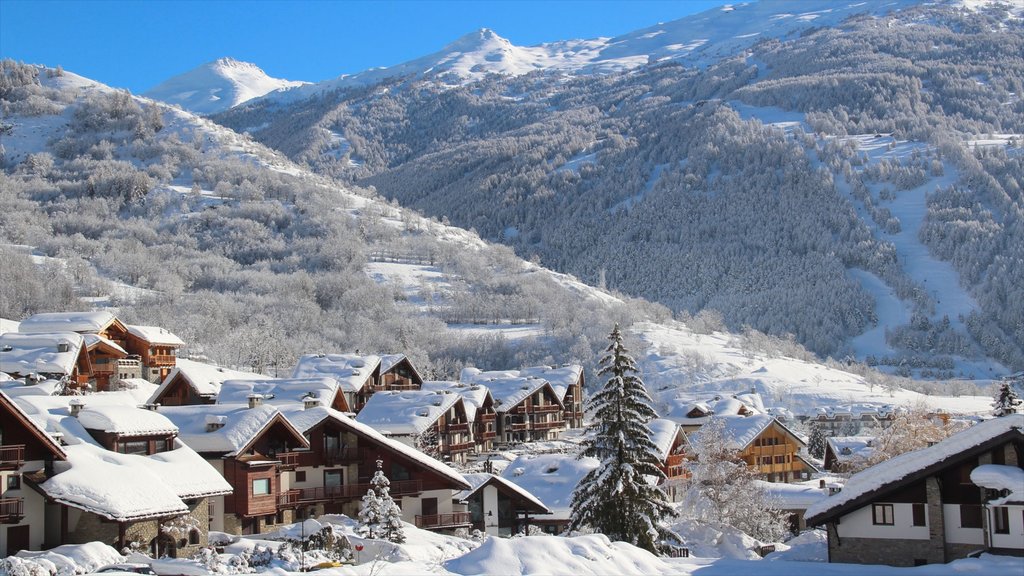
148,355,177,366
0,498,25,523
447,422,471,433
274,452,300,469
532,405,563,413
278,479,423,506
324,447,358,466
0,445,25,470
415,512,472,530
531,420,565,431
447,441,476,453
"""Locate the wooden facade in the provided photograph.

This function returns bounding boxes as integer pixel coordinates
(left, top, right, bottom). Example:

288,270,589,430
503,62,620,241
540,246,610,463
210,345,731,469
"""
496,383,565,444
378,356,423,391
739,421,813,482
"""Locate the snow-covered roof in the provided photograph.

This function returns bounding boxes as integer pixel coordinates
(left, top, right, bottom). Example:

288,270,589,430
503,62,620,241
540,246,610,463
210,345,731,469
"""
501,453,600,520
648,418,683,461
279,405,470,490
810,403,904,419
0,332,84,376
704,414,774,450
77,405,178,436
81,333,127,356
149,358,269,402
160,403,305,456
126,324,184,346
0,318,20,335
0,390,66,459
18,311,117,334
456,473,551,514
217,377,342,409
971,464,1024,506
421,381,492,422
669,393,764,424
355,390,461,435
826,436,876,464
292,353,380,393
39,441,230,522
463,371,559,413
807,415,1024,524
518,365,583,400
758,479,830,510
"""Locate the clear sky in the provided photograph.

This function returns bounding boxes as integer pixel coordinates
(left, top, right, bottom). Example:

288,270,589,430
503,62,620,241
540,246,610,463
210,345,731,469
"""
0,0,726,93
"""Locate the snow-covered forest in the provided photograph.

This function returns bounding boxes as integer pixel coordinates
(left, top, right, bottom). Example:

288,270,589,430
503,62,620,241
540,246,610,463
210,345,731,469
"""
217,0,1024,375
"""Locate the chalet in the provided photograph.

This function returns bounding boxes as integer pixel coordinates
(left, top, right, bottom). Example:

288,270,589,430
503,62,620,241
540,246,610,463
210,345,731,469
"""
0,390,66,557
673,393,760,433
378,354,424,391
455,473,551,536
806,414,1024,566
421,381,498,452
516,365,585,429
692,414,815,482
148,358,269,406
160,402,310,536
354,390,474,463
7,392,230,558
0,332,92,389
803,404,902,436
80,334,131,391
217,377,351,413
461,370,565,444
649,418,689,501
292,354,381,412
124,325,184,384
279,406,473,533
824,436,877,473
500,452,600,535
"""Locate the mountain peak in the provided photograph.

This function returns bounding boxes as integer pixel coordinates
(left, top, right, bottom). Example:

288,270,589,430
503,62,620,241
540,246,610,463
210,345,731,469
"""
145,57,306,115
445,27,513,52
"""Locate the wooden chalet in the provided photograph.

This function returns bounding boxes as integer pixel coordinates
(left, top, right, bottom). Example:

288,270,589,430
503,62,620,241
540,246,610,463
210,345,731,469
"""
292,354,381,412
461,370,566,444
148,358,269,406
691,414,814,483
806,415,1024,567
280,406,473,532
518,366,585,429
124,325,184,384
81,334,133,391
649,418,689,501
422,381,498,453
378,354,424,391
0,390,67,557
455,473,551,537
0,332,92,390
354,390,475,463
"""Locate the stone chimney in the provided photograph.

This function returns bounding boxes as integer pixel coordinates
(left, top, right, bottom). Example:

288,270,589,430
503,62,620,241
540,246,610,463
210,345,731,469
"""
247,394,264,409
142,403,160,411
303,394,319,410
205,414,226,432
69,398,85,417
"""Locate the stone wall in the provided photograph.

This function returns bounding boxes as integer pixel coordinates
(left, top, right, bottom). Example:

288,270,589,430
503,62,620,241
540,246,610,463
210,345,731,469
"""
828,536,942,567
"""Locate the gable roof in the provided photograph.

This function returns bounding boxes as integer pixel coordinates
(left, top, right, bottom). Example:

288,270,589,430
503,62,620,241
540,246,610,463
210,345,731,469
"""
126,325,185,347
354,390,462,435
648,418,685,461
806,415,1024,526
379,354,423,382
279,405,470,490
81,334,127,356
217,377,344,410
462,371,562,413
421,381,493,422
0,390,66,460
77,405,178,436
455,473,551,514
292,353,381,393
160,404,308,456
517,365,583,401
148,358,270,403
500,453,600,521
702,414,804,451
825,435,876,466
0,332,85,376
18,311,118,335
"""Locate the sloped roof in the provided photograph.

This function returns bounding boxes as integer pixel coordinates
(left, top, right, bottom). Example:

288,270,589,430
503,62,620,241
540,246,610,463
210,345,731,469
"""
0,390,66,460
217,377,342,409
518,365,583,400
160,403,307,456
279,405,470,490
456,473,551,514
126,325,185,346
148,358,269,402
77,405,178,436
466,373,560,413
18,311,117,334
971,464,1024,506
421,381,492,422
500,453,600,520
292,354,381,393
826,436,876,465
82,334,127,356
648,418,683,461
806,415,1024,525
355,390,461,435
0,332,84,376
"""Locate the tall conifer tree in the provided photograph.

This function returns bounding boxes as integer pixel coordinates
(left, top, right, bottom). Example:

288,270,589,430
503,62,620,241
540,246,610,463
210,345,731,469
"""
569,325,678,553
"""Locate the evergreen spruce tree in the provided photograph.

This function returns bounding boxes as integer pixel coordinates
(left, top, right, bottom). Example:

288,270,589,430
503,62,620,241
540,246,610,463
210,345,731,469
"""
569,324,678,554
359,459,406,543
807,425,827,459
992,381,1023,417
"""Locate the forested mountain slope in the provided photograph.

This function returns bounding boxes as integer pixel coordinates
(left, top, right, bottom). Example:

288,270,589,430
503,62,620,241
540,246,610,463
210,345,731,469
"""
214,0,1024,376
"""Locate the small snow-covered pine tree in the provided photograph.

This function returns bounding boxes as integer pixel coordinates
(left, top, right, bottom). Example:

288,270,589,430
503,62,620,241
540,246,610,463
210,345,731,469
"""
807,425,827,459
569,324,678,554
360,459,406,543
992,381,1023,417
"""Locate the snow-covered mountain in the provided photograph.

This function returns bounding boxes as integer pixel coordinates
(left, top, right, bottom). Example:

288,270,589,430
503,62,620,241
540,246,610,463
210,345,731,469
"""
143,57,306,115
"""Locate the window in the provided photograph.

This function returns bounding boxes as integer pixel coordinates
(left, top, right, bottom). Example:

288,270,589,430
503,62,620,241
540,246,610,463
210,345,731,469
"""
994,507,1010,534
252,478,271,496
118,440,149,455
872,504,894,526
188,529,200,545
295,471,307,482
760,456,772,465
912,503,926,527
774,455,786,464
960,504,983,528
7,474,20,490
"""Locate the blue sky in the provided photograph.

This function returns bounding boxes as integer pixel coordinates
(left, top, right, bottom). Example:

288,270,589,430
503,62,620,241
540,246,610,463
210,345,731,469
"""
0,0,725,92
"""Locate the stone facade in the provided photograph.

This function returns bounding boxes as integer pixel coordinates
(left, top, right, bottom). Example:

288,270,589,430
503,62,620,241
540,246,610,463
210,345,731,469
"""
828,535,942,567
63,497,210,559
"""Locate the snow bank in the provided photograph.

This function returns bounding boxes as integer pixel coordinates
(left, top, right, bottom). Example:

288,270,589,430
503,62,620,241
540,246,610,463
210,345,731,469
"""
13,542,124,574
445,534,673,576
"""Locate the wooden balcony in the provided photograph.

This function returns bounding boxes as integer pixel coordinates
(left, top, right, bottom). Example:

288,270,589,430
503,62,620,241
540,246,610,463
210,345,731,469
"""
447,441,475,453
479,413,496,421
532,404,563,413
274,451,300,469
447,422,471,433
531,420,565,431
509,422,529,431
0,445,25,471
0,498,25,523
478,431,497,440
415,512,472,530
278,479,423,506
148,354,177,366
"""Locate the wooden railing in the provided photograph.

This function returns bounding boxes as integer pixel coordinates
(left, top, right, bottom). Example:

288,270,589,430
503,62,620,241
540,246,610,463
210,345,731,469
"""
532,420,565,431
278,479,423,506
274,452,300,469
0,445,25,470
148,354,177,365
532,405,563,413
447,441,475,453
415,512,471,529
0,498,24,523
447,422,471,433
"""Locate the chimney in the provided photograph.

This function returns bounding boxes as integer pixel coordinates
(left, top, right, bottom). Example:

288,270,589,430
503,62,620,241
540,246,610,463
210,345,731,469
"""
69,398,85,417
819,479,826,489
142,403,160,412
57,342,70,353
303,394,319,410
205,414,226,432
247,394,264,409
